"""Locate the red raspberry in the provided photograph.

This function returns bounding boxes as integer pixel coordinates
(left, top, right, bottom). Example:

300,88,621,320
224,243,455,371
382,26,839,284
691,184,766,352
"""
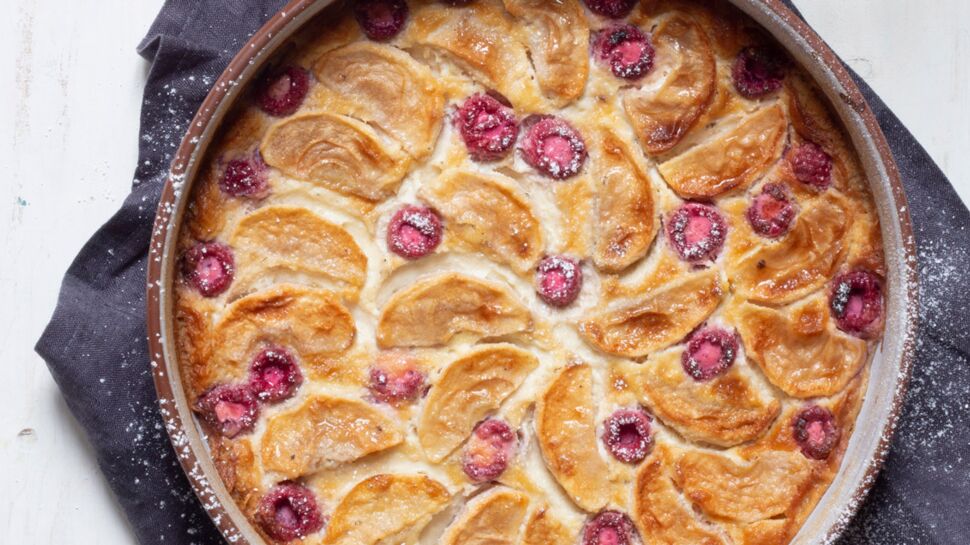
386,205,443,259
257,66,310,117
368,352,426,405
219,152,268,198
249,347,303,404
829,270,884,338
519,116,587,180
601,409,653,464
583,0,637,19
455,94,519,161
747,183,795,238
255,482,325,542
790,141,834,189
461,418,517,483
535,255,583,307
593,24,655,80
582,511,639,545
682,327,738,381
353,0,409,41
181,241,234,297
732,46,787,99
665,203,727,263
792,405,839,460
194,384,259,438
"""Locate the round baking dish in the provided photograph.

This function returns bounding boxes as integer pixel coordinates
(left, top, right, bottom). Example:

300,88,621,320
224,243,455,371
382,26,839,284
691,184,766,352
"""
147,1,919,543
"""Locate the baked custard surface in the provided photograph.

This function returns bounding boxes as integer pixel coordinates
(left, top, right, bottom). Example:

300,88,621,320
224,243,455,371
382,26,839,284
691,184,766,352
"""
173,1,887,543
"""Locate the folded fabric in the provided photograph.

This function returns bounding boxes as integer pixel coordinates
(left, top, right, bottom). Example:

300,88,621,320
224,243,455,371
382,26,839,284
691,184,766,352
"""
35,1,970,544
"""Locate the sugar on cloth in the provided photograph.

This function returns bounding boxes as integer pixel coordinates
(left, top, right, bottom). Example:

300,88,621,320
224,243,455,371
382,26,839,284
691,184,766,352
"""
35,1,970,544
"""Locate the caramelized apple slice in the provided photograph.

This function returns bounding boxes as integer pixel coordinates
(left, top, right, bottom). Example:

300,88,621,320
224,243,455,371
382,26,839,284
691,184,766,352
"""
727,194,848,304
406,1,541,108
623,351,779,447
209,285,355,383
440,487,530,545
589,128,658,273
675,450,812,522
536,363,611,512
261,112,409,201
377,273,531,348
658,104,787,198
524,507,574,545
579,269,723,358
321,474,451,545
635,447,729,545
622,15,716,155
730,295,867,398
313,42,444,159
260,394,402,479
421,170,543,273
503,0,589,106
230,206,366,299
418,344,538,461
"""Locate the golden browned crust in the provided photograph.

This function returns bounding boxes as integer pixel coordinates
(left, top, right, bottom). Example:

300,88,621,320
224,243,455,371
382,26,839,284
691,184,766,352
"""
171,1,887,543
376,273,532,348
312,42,444,160
503,0,589,106
261,112,410,201
261,394,403,479
622,15,717,155
523,506,575,545
658,104,787,198
421,169,543,273
634,446,729,545
589,127,658,272
730,295,868,398
440,487,530,545
535,363,614,511
321,474,451,545
579,269,724,358
418,344,538,461
622,351,780,447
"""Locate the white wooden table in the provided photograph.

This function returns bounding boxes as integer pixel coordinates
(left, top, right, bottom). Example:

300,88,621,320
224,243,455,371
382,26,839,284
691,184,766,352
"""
0,1,967,543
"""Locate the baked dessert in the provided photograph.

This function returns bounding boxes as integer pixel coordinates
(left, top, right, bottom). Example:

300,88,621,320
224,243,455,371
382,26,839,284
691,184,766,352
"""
172,0,887,543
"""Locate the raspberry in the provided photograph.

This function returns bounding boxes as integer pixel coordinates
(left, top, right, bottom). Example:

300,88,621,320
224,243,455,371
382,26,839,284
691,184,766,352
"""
682,327,738,381
665,202,727,263
194,384,259,438
747,183,795,238
535,255,583,307
582,511,639,545
386,205,443,259
219,152,268,198
353,0,408,41
255,482,325,542
519,116,587,180
455,93,519,161
583,0,637,19
181,241,234,297
829,270,883,338
369,352,426,405
249,347,303,404
792,405,839,460
732,46,787,99
790,141,833,189
601,409,653,464
461,418,517,482
257,66,310,117
593,24,655,80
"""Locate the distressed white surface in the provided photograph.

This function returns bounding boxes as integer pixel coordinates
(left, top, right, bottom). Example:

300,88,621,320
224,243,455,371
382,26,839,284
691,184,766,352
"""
0,1,967,544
